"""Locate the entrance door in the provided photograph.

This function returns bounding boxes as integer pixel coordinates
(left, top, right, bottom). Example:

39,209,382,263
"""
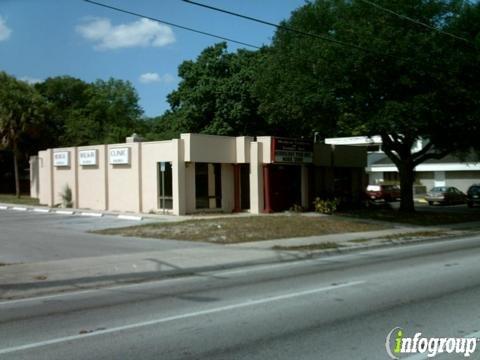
268,165,301,212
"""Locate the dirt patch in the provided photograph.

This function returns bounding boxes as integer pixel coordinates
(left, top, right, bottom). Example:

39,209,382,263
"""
95,215,389,244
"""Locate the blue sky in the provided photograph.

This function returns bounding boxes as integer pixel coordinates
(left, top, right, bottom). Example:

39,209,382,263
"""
0,0,306,117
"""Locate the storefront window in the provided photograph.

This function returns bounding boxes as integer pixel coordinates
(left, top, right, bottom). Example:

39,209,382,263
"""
195,163,222,209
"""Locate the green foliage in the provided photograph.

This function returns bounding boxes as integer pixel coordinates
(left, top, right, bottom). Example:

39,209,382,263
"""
313,197,339,215
257,0,480,211
60,184,73,208
36,76,144,146
0,72,48,196
159,43,270,137
289,204,305,213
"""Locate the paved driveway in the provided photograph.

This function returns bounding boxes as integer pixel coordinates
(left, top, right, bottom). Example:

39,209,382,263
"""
0,210,215,264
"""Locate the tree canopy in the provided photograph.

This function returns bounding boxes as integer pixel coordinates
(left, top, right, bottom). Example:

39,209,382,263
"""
154,43,270,138
255,0,480,211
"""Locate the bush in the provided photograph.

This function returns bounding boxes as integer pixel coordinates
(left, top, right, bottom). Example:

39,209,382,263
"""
60,184,73,208
313,197,338,215
289,204,305,213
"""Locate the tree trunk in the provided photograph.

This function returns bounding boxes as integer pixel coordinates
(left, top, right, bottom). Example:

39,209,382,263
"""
13,150,20,198
398,164,415,212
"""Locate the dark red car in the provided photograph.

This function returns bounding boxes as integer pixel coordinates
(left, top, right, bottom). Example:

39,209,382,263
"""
366,184,401,202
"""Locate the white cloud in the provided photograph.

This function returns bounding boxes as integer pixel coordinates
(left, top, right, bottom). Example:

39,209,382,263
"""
0,16,12,42
19,76,42,85
139,72,176,84
76,17,175,50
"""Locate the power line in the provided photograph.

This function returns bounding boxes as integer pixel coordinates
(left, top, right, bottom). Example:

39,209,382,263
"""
356,0,472,45
182,0,397,59
83,0,261,49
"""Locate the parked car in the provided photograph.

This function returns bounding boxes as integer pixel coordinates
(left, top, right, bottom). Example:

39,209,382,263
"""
467,184,480,208
366,184,401,202
425,186,466,205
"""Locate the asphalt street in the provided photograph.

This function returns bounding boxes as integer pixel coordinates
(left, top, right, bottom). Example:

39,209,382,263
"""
1,234,480,359
0,210,217,263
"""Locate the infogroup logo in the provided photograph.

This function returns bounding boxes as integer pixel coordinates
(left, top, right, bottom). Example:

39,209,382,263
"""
385,327,478,359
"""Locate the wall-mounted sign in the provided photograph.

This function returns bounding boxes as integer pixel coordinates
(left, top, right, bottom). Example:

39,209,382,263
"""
53,151,70,167
109,148,130,165
272,137,313,164
79,149,97,166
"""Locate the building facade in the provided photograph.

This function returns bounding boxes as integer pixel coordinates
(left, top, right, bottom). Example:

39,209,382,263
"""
30,133,366,215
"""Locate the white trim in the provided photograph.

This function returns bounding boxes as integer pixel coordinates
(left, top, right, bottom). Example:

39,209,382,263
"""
325,136,382,145
12,207,27,211
33,208,50,213
118,215,142,221
80,212,103,217
55,210,74,215
0,206,8,210
368,163,480,173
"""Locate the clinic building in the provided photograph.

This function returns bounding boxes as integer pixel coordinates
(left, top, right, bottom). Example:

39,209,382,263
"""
30,133,366,215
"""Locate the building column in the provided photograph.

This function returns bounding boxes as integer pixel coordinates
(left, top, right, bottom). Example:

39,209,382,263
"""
263,165,273,213
249,142,264,214
172,139,186,215
233,164,241,212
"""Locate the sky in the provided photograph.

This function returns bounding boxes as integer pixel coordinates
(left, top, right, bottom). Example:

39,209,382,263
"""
0,0,306,117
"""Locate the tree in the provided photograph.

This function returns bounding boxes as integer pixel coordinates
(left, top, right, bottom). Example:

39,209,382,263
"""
35,76,91,147
256,0,480,212
0,72,46,197
162,42,270,137
37,77,144,146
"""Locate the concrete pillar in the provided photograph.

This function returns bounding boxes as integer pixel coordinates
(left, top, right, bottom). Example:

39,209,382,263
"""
249,142,264,214
301,165,309,208
29,156,39,199
172,139,186,215
185,162,196,213
221,164,234,213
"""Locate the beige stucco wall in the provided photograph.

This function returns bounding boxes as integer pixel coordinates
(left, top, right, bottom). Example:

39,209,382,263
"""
221,164,234,212
77,145,107,210
107,143,141,213
182,133,237,163
38,150,53,206
140,141,175,213
52,147,77,207
256,136,272,164
29,156,39,199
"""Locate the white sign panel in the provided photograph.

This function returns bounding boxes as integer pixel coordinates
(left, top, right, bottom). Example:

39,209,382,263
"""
53,151,70,167
79,150,97,166
109,148,130,165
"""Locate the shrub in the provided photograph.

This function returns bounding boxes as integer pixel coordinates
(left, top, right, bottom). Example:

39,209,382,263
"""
313,197,338,215
289,204,305,213
60,184,73,208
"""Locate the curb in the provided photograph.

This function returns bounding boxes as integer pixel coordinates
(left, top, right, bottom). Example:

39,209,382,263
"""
0,203,143,221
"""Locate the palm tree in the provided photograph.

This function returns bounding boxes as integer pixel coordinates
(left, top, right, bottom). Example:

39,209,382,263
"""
0,72,45,197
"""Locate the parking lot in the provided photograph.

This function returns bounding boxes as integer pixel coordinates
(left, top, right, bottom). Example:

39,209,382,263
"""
0,209,215,264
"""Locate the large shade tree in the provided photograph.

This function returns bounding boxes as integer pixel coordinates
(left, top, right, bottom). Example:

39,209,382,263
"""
256,0,480,212
160,43,270,137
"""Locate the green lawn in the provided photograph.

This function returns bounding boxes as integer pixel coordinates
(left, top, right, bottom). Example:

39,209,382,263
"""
0,194,40,206
95,215,389,244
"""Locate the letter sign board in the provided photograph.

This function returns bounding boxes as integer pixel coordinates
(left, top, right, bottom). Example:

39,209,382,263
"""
79,150,97,166
272,137,313,164
53,151,70,167
109,148,130,165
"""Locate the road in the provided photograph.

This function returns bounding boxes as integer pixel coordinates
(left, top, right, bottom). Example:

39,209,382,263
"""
1,234,480,359
0,210,217,263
